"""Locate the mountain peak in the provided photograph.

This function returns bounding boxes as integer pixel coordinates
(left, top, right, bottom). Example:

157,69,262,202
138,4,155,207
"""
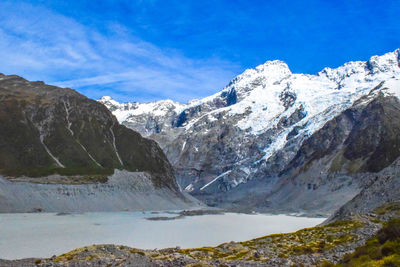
99,96,114,101
98,96,122,108
257,59,290,69
317,49,400,82
226,59,292,94
254,59,292,78
366,49,400,74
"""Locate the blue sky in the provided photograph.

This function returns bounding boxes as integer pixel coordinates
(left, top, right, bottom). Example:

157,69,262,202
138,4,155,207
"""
0,0,399,103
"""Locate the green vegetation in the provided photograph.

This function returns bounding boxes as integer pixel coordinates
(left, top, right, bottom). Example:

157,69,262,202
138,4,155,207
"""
53,245,148,263
148,220,364,263
329,152,346,173
376,202,400,216
331,218,400,267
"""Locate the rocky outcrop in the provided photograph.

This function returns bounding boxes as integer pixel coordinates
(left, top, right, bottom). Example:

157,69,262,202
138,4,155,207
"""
0,74,197,212
328,158,400,221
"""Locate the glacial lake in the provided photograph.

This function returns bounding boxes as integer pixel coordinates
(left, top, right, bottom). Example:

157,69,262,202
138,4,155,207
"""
0,211,325,259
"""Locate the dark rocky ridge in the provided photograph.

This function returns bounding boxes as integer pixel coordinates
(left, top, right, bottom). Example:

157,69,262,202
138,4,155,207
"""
0,73,178,190
284,92,400,176
264,92,400,213
328,158,400,222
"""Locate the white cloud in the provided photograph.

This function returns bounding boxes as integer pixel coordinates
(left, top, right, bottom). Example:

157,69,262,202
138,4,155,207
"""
0,1,240,103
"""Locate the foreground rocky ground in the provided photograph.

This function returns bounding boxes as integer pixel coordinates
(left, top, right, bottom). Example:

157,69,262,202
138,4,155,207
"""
3,202,400,267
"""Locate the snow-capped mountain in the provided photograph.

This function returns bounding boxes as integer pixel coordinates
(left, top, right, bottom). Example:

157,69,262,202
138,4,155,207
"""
100,49,400,214
99,96,185,137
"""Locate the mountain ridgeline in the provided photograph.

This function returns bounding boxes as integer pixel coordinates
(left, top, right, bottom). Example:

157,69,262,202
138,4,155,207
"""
0,73,176,188
100,49,400,215
0,73,202,212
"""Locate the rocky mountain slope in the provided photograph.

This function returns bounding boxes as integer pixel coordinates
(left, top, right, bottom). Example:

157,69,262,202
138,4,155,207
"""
329,157,400,222
100,49,400,214
0,74,198,212
257,90,400,214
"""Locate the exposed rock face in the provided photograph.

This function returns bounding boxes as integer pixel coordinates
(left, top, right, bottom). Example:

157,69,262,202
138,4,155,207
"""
285,92,400,175
0,74,197,212
329,158,400,221
100,49,400,214
255,92,400,214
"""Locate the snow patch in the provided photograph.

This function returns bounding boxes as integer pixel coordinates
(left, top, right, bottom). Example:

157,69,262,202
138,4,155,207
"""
184,183,194,192
40,136,65,168
200,170,232,191
110,122,124,166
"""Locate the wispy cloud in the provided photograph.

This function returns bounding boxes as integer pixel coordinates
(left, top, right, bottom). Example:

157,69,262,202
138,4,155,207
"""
0,1,240,103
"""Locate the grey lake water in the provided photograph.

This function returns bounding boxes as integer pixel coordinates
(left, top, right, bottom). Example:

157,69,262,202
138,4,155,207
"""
0,211,325,259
